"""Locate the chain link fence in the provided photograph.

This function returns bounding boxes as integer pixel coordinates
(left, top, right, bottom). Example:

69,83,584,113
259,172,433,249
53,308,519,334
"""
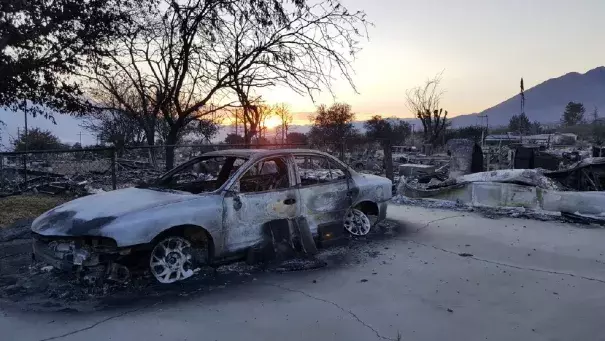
0,147,116,196
0,140,401,197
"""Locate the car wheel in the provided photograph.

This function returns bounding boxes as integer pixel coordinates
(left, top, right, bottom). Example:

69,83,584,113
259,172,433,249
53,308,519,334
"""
149,236,201,284
343,208,372,236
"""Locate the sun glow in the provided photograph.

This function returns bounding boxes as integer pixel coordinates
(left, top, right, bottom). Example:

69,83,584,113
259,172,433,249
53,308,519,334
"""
263,116,283,129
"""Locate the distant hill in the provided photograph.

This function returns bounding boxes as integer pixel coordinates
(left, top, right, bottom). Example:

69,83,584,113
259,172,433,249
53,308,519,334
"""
3,66,605,147
451,66,605,128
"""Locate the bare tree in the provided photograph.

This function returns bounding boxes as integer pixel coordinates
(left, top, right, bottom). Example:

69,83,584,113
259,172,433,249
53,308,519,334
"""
274,103,293,143
85,74,161,164
225,108,245,136
223,98,271,145
231,76,263,145
85,0,367,169
84,1,236,168
81,110,144,155
405,73,449,146
219,0,367,146
259,105,274,140
231,85,273,145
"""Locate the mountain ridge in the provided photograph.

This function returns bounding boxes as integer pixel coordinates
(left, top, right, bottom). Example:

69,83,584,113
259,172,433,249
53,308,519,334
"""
450,66,605,127
2,66,604,147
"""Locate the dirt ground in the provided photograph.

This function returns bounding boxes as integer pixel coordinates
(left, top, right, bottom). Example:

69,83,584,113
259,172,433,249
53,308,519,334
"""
0,192,400,313
0,195,71,228
2,193,594,315
6,205,605,341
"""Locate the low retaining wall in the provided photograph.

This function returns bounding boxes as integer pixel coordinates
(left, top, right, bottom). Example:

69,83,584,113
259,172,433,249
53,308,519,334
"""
404,181,605,215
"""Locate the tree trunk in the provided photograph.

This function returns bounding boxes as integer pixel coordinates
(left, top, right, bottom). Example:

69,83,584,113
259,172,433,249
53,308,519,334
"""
144,129,157,169
116,139,125,158
245,124,258,148
164,128,179,171
251,125,258,147
244,126,251,147
382,140,394,182
281,122,285,143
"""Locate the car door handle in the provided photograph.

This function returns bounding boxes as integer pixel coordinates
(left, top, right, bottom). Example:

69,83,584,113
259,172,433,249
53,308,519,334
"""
283,198,296,205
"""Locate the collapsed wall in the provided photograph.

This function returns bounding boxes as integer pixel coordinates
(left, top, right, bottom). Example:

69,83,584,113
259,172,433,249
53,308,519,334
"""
446,139,483,179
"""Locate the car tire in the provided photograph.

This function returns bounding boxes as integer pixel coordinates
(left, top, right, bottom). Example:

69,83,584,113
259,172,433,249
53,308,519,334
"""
343,208,372,236
149,236,206,284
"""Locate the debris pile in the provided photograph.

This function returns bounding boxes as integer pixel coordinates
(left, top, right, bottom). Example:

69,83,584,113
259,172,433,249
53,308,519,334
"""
1,158,163,197
392,137,605,222
546,157,605,191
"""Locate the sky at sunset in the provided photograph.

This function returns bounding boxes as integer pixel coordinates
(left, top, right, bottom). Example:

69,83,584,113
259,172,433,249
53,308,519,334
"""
261,0,605,124
3,0,605,146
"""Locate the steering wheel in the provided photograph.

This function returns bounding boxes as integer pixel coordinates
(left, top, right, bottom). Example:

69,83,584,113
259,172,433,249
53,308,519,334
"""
175,173,198,183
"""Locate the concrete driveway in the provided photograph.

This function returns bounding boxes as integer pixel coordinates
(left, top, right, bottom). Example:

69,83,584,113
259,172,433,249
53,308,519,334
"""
3,203,605,341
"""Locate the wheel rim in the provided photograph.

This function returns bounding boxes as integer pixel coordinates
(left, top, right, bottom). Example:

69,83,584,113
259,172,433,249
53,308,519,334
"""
344,209,371,236
150,236,195,284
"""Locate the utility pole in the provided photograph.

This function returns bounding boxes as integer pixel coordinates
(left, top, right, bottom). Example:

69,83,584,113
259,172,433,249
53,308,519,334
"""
23,100,28,185
520,77,526,139
520,78,525,116
24,101,28,144
78,131,83,145
478,114,488,147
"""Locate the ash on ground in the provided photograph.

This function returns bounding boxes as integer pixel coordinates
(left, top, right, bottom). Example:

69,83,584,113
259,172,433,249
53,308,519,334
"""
0,220,401,313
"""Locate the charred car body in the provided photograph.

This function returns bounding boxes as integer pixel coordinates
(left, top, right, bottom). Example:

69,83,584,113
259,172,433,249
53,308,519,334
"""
32,149,392,283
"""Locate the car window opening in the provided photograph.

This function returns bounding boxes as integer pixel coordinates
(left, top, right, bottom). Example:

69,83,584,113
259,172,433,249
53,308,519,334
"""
239,157,290,193
295,155,347,187
151,156,248,194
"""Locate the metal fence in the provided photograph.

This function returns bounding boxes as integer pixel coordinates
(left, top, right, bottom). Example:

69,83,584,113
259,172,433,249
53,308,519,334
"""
0,147,116,196
0,140,399,196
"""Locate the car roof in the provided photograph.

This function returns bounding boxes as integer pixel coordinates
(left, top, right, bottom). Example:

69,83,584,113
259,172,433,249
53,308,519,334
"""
201,148,337,160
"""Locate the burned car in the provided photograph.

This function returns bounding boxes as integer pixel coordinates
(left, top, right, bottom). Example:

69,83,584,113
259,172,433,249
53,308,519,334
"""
31,149,392,284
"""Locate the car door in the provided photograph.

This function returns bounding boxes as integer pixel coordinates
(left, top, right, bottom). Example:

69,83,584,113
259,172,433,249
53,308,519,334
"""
222,155,300,254
293,154,354,235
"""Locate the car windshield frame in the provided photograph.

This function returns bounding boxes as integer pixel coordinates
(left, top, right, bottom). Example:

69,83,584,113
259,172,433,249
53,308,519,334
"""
150,155,250,192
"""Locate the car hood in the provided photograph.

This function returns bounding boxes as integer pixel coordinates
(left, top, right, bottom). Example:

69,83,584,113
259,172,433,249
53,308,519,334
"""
32,187,201,236
356,173,392,185
352,172,393,202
